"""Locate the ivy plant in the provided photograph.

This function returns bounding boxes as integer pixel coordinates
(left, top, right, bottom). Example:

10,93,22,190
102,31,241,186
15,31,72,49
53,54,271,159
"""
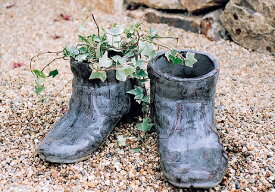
30,15,197,134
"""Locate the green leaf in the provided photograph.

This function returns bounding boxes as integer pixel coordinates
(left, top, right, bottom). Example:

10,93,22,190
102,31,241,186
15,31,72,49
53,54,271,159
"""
78,35,89,43
165,50,183,65
137,117,152,132
107,25,124,36
79,46,88,53
75,53,89,62
127,86,144,102
185,52,197,67
141,95,149,104
139,79,148,83
89,71,107,82
116,69,127,81
33,70,47,78
98,52,112,68
48,69,58,78
132,147,140,153
35,86,45,94
134,69,148,79
117,135,126,146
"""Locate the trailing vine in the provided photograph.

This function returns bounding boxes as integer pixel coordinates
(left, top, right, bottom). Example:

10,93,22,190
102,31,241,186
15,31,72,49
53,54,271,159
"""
30,14,197,133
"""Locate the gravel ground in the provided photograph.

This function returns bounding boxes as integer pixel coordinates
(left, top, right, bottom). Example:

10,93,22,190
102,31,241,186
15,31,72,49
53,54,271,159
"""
0,0,274,191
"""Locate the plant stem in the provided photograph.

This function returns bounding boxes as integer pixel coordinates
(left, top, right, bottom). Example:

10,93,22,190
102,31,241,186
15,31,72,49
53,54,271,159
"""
30,51,62,73
145,39,171,50
156,36,179,44
90,13,100,38
41,56,64,72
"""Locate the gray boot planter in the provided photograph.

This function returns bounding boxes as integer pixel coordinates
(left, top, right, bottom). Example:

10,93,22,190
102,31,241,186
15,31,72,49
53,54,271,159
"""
38,60,140,163
148,50,228,188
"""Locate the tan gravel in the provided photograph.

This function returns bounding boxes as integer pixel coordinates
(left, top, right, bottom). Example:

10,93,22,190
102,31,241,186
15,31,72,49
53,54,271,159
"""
0,0,274,191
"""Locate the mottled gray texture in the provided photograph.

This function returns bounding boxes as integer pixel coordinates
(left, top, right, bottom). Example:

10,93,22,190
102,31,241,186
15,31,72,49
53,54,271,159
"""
148,50,228,188
38,60,140,163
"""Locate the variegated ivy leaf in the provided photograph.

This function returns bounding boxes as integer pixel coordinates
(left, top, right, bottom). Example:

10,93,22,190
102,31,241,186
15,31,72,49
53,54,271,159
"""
123,65,135,76
138,41,157,59
98,52,112,68
89,71,107,82
36,77,45,87
148,28,158,38
75,53,89,62
106,34,121,49
65,46,79,57
112,55,127,64
131,58,145,69
115,65,135,81
185,52,197,67
116,69,127,81
107,25,124,36
117,135,126,146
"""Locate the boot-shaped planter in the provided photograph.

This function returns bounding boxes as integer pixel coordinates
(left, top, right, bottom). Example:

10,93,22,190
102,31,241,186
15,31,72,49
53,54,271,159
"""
148,50,228,188
38,60,140,163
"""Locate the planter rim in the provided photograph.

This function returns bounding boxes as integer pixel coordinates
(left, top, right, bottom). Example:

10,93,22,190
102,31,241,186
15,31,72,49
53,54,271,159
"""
149,49,219,82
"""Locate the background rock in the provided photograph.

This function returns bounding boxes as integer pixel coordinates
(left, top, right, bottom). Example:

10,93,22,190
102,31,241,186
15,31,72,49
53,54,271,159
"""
143,9,201,33
220,0,275,55
76,0,124,14
126,0,185,10
182,0,229,13
201,9,229,41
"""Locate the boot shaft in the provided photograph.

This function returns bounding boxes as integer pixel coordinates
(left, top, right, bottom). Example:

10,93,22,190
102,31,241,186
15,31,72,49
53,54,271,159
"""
148,50,219,102
69,60,133,116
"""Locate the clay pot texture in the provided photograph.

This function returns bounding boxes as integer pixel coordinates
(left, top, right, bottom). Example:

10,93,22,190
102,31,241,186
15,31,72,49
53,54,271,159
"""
38,60,140,163
148,50,228,188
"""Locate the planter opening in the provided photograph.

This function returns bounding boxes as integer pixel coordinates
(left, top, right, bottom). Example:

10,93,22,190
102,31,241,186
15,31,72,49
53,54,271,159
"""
156,52,215,78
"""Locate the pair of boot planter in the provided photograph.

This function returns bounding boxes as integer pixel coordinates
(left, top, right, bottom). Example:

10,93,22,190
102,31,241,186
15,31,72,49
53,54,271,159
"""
38,50,228,188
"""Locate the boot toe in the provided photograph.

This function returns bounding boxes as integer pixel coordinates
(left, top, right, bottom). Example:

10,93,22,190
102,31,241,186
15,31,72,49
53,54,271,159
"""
163,164,225,188
38,138,92,163
161,148,227,188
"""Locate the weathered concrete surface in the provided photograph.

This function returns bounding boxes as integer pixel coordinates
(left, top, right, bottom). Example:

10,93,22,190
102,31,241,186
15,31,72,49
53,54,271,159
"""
148,50,228,188
220,0,275,55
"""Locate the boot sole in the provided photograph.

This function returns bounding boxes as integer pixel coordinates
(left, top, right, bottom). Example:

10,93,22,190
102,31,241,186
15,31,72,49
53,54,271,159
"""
167,178,222,188
39,152,93,164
